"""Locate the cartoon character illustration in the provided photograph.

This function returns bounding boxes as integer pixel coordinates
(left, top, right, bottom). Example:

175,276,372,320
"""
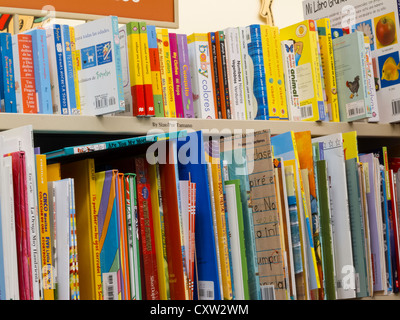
346,76,360,99
86,51,94,63
381,56,400,81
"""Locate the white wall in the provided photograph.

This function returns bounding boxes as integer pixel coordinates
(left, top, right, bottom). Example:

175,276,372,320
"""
175,0,305,34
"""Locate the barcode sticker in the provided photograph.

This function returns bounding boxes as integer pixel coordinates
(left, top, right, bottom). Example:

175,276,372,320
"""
300,104,313,119
103,272,118,300
392,99,400,115
198,281,214,300
261,285,276,300
95,94,116,109
346,100,365,119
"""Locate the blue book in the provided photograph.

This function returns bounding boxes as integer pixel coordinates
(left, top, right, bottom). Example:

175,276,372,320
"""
24,29,53,114
246,25,269,120
0,33,17,113
177,131,221,300
61,25,78,115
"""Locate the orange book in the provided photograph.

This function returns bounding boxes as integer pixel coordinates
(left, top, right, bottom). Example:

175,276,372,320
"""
208,32,222,119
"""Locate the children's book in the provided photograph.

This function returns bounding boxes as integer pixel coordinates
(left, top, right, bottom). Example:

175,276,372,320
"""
208,32,222,119
0,33,17,113
169,32,185,118
118,25,133,116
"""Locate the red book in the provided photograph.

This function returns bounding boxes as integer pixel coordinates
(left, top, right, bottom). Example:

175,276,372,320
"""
134,157,160,300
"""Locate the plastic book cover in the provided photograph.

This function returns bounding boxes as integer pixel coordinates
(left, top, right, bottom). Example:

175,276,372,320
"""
69,26,81,115
147,25,164,117
224,27,246,120
126,21,145,117
215,31,232,119
224,179,249,300
280,20,326,121
333,32,371,122
238,27,257,121
281,40,301,121
74,16,125,116
208,32,222,119
138,22,155,117
0,34,16,113
169,32,185,118
45,25,68,115
177,33,195,118
61,24,78,115
316,18,340,122
246,25,269,120
11,33,38,114
134,157,160,300
312,133,356,299
61,158,102,300
118,25,133,116
303,0,400,123
204,139,232,300
315,159,337,300
187,33,216,119
148,162,170,300
177,131,221,300
345,158,369,298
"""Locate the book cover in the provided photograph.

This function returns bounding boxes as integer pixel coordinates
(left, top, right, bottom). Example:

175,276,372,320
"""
61,159,102,300
12,33,38,114
238,27,257,121
45,25,68,115
224,179,249,300
69,26,81,115
303,0,400,123
280,20,326,121
127,21,145,117
333,31,371,122
138,22,155,117
187,33,216,119
177,33,195,118
224,27,246,120
177,131,221,300
74,16,125,116
69,178,79,300
281,40,301,121
118,25,133,117
95,170,122,300
363,36,379,122
147,25,164,117
0,32,17,113
156,29,171,117
246,25,269,120
169,32,185,118
134,157,160,300
316,18,340,122
208,32,222,119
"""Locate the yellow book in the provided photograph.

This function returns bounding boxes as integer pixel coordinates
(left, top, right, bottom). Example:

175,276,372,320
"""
61,159,102,300
69,26,81,115
260,25,279,120
316,18,340,122
159,28,176,118
204,143,232,300
343,131,359,162
156,29,172,117
271,26,289,120
47,162,61,182
36,154,55,300
148,162,170,300
280,20,326,122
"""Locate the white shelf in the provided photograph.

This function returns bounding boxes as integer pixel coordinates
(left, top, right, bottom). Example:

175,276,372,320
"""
0,113,400,138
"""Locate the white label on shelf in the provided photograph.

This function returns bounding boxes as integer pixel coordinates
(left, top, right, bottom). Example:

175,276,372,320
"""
198,281,214,300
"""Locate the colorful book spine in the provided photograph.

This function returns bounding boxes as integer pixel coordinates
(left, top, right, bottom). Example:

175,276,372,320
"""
147,25,164,117
12,33,38,114
61,25,78,115
24,28,53,114
134,157,160,300
138,22,155,117
246,25,269,120
363,36,379,123
69,26,81,115
160,29,176,118
187,33,216,119
208,32,223,119
316,18,339,122
156,29,172,117
169,32,185,118
177,33,195,118
0,32,17,113
127,21,146,117
215,31,231,119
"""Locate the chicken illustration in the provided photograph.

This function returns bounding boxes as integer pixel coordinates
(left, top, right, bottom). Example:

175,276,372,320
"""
346,76,360,99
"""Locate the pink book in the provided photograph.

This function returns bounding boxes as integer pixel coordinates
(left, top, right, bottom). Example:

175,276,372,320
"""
168,33,184,118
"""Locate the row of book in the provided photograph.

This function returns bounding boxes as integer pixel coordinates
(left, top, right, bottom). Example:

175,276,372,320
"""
1,124,400,300
0,12,397,122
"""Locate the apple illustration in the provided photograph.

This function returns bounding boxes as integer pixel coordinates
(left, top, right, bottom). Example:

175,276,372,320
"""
376,16,396,46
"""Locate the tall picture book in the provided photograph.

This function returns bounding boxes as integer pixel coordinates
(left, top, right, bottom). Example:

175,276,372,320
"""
169,32,185,118
0,32,17,113
74,16,125,116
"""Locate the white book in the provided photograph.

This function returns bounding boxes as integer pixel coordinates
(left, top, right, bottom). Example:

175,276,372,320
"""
0,125,42,300
364,41,379,122
312,133,356,299
74,16,125,116
118,24,132,117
